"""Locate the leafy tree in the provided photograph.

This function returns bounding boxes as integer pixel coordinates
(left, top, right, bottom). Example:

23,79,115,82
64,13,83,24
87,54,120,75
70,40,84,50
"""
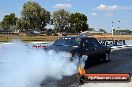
115,29,132,35
16,18,29,32
21,1,50,30
88,27,95,31
0,13,18,30
99,29,107,33
53,9,70,33
69,12,88,33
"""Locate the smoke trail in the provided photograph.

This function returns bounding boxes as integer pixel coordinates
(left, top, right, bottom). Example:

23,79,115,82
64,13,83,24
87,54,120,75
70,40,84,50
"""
0,40,83,87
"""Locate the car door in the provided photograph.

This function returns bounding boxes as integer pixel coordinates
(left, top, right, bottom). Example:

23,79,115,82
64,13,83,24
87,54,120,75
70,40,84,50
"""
90,38,104,57
80,38,95,57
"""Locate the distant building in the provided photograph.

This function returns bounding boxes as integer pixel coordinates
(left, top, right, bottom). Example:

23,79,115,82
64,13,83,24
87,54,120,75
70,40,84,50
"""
119,32,132,35
80,31,105,36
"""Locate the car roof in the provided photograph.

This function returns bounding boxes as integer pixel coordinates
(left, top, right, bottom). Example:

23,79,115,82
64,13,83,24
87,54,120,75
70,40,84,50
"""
61,35,94,39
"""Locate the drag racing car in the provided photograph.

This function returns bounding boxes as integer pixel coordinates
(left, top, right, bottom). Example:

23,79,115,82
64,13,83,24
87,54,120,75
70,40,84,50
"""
47,36,111,68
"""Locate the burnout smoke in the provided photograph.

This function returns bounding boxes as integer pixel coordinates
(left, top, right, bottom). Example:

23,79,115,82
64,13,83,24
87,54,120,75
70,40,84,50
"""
0,40,85,87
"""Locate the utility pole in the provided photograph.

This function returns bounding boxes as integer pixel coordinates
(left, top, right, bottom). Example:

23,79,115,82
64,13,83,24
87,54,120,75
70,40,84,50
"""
112,21,120,37
112,21,114,37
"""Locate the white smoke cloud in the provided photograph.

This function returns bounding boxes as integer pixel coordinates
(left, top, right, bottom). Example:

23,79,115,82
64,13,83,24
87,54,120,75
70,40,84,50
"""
0,40,83,87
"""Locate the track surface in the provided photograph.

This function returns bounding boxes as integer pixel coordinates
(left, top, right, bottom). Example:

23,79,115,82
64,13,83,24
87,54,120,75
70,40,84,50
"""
42,47,132,87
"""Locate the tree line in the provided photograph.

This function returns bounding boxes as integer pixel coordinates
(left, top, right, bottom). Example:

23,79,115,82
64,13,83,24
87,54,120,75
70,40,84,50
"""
114,29,132,35
0,1,93,34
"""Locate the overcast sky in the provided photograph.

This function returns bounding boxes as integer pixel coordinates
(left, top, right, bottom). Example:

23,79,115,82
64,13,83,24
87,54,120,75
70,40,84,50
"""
0,0,132,32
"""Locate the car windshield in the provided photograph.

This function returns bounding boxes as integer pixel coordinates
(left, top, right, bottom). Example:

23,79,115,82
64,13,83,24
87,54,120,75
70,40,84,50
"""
54,37,81,46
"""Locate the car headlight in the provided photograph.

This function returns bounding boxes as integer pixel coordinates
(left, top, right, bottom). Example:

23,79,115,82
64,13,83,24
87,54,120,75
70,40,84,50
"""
63,52,72,58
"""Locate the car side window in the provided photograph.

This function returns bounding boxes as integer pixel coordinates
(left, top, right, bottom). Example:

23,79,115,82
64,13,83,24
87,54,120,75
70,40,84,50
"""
91,38,100,47
83,38,93,48
67,39,75,46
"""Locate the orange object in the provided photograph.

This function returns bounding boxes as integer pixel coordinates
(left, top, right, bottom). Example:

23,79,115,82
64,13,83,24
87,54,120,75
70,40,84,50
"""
77,64,131,82
78,64,86,75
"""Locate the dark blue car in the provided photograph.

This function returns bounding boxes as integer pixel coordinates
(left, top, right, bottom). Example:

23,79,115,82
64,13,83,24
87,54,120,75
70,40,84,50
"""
47,36,111,67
